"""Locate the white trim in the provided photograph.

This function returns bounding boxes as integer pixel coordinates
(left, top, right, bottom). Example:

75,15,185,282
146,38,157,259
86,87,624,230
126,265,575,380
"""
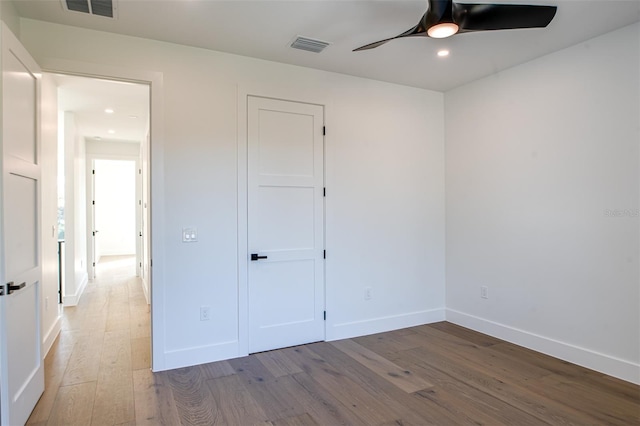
446,308,640,385
41,313,62,357
62,273,87,306
236,84,248,357
37,58,166,371
164,341,240,370
327,308,446,341
141,276,150,304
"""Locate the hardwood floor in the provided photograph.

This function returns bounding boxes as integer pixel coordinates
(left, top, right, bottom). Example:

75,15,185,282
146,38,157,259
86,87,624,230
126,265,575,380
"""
28,262,639,425
27,255,150,426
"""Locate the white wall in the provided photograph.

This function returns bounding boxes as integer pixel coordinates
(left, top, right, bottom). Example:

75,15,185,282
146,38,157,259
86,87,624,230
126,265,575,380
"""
94,159,136,257
445,23,640,384
62,112,88,305
19,19,446,370
0,1,19,38
86,139,140,157
40,73,62,355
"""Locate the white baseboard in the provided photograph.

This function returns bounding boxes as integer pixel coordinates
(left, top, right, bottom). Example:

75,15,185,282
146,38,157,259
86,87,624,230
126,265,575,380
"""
42,314,62,357
158,309,448,371
327,308,446,342
161,340,241,371
141,277,150,305
62,273,88,306
446,308,640,385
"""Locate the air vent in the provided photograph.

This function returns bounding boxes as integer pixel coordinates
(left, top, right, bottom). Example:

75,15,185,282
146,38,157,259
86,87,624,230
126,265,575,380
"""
290,36,331,53
63,0,116,18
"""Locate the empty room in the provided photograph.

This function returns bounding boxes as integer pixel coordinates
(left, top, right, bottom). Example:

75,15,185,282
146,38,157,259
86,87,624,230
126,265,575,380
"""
0,0,638,425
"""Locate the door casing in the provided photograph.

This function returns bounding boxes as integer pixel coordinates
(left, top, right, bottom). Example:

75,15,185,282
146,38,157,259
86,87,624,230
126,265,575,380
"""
38,58,165,370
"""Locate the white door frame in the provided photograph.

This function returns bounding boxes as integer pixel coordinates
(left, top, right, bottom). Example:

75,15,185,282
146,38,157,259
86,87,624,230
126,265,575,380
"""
237,85,331,356
39,59,166,370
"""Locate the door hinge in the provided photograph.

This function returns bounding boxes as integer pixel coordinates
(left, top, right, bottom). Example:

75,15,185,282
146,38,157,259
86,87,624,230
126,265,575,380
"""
140,262,142,268
323,250,326,259
323,311,326,321
92,262,96,267
92,200,95,205
139,169,142,174
323,187,326,197
92,231,95,236
92,169,95,175
323,126,326,136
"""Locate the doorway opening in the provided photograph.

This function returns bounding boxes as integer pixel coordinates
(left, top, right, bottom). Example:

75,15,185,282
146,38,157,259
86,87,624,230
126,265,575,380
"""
53,73,152,370
92,158,137,274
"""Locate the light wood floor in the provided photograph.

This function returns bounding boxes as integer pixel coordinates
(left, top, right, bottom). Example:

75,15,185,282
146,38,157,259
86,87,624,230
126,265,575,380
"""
27,255,151,426
28,260,639,425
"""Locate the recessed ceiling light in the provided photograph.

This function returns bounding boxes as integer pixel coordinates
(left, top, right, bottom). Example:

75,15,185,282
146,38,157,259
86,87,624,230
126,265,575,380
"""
437,49,450,57
105,108,114,114
108,129,115,134
129,115,138,119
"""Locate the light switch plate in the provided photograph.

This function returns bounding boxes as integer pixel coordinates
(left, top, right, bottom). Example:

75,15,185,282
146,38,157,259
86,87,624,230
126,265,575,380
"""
182,227,198,242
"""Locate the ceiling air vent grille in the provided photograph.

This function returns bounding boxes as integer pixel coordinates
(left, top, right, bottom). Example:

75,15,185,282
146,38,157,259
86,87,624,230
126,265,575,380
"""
290,36,330,53
63,0,115,18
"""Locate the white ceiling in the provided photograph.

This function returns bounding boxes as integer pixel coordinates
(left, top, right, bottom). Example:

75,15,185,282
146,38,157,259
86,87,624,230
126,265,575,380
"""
13,0,640,91
23,0,637,144
55,74,149,144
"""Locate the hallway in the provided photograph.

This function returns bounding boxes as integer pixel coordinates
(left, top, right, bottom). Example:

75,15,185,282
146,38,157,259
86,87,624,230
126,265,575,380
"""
27,256,150,425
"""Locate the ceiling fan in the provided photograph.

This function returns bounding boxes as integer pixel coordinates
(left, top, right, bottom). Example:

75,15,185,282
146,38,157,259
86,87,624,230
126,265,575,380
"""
354,0,557,51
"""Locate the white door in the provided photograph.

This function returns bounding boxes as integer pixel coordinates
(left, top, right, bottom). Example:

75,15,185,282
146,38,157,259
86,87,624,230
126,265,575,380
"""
0,24,44,426
89,161,97,279
247,96,325,353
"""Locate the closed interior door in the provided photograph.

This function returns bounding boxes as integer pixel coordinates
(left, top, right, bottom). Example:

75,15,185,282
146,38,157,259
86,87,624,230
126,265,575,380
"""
0,24,44,426
247,96,325,353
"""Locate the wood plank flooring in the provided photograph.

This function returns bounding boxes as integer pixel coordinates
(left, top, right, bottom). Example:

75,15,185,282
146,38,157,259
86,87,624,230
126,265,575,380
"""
28,259,639,425
27,255,150,426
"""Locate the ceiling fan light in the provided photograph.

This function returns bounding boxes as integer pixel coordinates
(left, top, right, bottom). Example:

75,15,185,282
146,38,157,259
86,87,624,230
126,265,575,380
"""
427,22,459,38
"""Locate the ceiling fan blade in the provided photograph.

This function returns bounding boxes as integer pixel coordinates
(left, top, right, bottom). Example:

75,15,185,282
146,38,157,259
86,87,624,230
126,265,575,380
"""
353,37,400,51
454,3,557,31
354,14,427,51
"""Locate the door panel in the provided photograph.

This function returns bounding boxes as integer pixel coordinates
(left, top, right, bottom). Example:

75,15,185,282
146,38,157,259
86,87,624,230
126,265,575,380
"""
0,23,44,426
255,186,315,251
5,174,38,276
248,96,324,354
258,110,315,177
3,48,36,164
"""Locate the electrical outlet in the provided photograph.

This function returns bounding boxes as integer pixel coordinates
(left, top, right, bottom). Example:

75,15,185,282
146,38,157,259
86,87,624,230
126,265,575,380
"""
364,287,372,300
480,286,489,299
200,306,211,321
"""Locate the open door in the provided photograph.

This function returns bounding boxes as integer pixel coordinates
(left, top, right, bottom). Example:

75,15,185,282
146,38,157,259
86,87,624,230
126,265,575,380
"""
0,23,45,425
88,160,97,279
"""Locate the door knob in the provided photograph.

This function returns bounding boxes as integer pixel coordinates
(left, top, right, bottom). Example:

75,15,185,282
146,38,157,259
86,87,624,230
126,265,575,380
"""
251,253,268,261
